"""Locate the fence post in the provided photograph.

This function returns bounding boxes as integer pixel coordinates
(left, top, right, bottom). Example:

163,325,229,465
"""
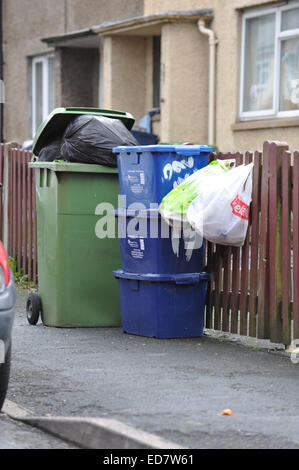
257,142,271,339
293,152,299,342
281,150,292,346
267,141,289,344
2,142,18,251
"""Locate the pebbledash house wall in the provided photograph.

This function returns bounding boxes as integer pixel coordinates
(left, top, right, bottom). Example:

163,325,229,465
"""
145,0,299,151
2,0,143,144
2,0,299,152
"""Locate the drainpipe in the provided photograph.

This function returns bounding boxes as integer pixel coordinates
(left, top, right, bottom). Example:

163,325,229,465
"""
198,19,218,147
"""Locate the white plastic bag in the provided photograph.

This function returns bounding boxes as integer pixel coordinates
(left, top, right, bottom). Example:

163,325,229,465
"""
159,159,235,225
186,163,254,246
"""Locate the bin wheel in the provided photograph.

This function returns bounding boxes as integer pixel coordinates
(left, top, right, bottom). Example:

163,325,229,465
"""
26,293,42,325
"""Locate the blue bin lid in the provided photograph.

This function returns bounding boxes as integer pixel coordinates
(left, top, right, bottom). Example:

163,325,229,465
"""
113,269,211,284
112,144,213,156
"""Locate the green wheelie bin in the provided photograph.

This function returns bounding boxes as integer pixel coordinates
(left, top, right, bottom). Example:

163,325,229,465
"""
26,107,135,327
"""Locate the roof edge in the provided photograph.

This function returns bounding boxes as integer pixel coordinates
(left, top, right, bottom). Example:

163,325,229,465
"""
42,28,96,45
94,10,213,35
42,10,213,44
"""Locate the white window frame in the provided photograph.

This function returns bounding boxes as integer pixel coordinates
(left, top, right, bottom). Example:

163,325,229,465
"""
240,1,299,120
32,54,55,137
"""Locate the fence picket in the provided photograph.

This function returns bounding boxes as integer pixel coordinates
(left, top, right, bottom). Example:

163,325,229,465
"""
230,153,243,334
293,152,299,341
257,142,270,339
281,151,291,345
268,142,288,344
17,151,22,273
213,244,223,330
248,151,261,337
12,149,17,260
8,147,13,255
205,241,214,329
221,246,231,332
239,151,253,335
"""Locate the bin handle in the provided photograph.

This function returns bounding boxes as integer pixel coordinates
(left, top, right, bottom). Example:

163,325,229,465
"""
175,151,202,157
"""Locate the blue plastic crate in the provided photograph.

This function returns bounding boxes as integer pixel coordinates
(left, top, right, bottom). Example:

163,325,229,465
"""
113,270,211,338
116,209,205,274
112,145,213,207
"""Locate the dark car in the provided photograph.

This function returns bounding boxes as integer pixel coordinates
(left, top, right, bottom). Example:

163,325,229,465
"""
0,241,15,411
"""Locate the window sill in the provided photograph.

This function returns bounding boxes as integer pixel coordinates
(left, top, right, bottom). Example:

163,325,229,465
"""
232,117,299,132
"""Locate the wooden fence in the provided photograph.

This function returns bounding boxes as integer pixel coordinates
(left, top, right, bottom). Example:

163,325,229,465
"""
204,140,298,346
0,141,297,345
0,143,37,284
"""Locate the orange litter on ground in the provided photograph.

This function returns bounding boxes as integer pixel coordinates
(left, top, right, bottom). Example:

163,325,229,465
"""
220,409,233,416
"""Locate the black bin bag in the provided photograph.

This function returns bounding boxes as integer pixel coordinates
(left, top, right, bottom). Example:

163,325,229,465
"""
38,139,62,161
60,115,138,166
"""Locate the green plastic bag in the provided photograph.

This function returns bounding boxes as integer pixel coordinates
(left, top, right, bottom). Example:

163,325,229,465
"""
159,159,234,225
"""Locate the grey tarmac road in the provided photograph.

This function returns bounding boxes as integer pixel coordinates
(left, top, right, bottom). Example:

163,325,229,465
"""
0,413,77,449
5,288,299,449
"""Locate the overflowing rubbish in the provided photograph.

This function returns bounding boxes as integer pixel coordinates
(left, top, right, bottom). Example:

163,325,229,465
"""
35,109,137,166
59,115,138,167
187,163,254,247
159,159,235,225
38,139,62,162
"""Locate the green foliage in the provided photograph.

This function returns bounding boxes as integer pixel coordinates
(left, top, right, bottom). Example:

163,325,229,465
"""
8,257,36,289
8,256,17,274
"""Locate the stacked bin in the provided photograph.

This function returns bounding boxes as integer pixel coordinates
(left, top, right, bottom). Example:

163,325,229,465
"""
112,145,213,338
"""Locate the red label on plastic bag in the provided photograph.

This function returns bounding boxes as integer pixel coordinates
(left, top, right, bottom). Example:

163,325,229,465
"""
230,194,249,220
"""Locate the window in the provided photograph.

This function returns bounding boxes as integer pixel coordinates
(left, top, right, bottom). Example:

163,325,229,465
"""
32,54,55,136
240,2,299,120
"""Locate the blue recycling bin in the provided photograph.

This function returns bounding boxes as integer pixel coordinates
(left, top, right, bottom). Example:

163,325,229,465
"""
113,270,211,338
112,144,212,338
115,208,204,274
112,145,213,208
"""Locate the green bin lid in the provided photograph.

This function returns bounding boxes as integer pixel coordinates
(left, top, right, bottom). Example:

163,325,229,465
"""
32,107,135,156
